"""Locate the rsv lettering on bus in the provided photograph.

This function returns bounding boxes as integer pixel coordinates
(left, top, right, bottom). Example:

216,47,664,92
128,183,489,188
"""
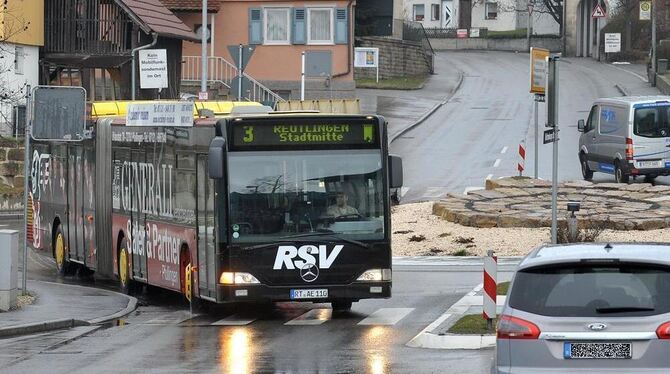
273,245,343,270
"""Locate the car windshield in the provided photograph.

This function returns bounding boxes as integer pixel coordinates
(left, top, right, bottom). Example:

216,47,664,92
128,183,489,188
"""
228,150,385,243
509,263,670,317
634,106,670,138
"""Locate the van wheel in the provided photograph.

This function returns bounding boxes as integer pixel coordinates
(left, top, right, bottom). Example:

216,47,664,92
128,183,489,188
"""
580,154,593,181
615,161,629,184
118,238,132,295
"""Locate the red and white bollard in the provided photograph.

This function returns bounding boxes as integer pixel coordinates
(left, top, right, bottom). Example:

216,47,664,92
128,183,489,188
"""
518,143,526,176
483,250,497,330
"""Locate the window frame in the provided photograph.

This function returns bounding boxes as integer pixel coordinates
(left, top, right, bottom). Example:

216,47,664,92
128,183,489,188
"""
485,2,498,20
263,7,291,45
431,4,440,21
307,7,334,45
14,46,24,75
413,4,425,21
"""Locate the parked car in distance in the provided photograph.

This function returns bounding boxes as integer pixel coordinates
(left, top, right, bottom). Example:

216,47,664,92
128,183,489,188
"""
494,243,670,373
578,96,670,183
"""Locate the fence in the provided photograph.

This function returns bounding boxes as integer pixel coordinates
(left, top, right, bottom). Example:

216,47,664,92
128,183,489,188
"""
403,21,435,74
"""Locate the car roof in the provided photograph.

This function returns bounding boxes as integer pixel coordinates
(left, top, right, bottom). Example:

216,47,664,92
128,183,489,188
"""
595,96,670,106
518,243,670,269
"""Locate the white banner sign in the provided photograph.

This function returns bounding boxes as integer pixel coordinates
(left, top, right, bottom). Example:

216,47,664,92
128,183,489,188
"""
139,49,168,89
126,102,194,127
354,48,379,68
604,33,621,53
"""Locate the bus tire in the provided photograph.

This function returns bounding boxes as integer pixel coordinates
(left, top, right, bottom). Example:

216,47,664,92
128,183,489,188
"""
331,300,353,311
118,238,132,295
180,245,193,304
53,225,71,276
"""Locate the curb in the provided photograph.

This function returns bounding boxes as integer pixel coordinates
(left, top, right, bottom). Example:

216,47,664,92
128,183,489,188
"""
389,70,465,143
615,84,630,97
0,281,138,338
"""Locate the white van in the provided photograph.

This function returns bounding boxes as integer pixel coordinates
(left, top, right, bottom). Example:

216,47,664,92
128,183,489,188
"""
578,96,670,183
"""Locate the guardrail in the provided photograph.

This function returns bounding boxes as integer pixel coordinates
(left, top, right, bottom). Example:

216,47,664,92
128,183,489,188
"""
181,56,286,104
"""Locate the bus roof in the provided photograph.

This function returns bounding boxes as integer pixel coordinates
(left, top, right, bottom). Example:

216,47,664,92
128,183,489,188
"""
90,100,263,118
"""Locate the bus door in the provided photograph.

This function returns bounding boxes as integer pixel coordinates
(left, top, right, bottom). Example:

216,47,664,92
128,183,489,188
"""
196,154,216,298
131,149,148,280
67,145,85,264
82,146,97,269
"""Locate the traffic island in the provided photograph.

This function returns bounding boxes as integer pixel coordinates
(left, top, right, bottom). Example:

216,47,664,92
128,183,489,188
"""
433,177,670,231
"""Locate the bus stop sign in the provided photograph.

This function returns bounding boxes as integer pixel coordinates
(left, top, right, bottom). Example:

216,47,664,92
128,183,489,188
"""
31,86,87,141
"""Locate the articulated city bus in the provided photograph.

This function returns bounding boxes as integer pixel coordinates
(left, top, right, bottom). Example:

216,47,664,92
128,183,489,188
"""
28,99,402,309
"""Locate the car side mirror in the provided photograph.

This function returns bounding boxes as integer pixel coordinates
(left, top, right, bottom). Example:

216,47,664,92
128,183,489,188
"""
389,155,403,189
208,136,226,179
578,119,585,132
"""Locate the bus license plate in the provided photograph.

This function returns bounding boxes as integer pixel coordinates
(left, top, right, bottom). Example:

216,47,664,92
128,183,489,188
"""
564,342,632,359
290,289,328,299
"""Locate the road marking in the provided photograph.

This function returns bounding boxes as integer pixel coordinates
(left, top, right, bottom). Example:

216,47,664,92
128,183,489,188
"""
486,174,493,180
463,186,484,195
493,159,501,168
284,308,332,325
211,314,257,326
500,146,508,154
145,311,198,325
400,187,410,197
357,308,414,325
610,64,648,82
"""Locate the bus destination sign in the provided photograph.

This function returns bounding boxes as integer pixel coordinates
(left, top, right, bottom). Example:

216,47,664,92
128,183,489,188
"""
231,121,378,148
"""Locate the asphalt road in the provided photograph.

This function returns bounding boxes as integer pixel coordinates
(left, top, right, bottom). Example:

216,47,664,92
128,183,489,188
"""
392,51,663,203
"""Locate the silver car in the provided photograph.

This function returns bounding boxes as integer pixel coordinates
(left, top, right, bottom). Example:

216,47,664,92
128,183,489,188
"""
494,243,670,373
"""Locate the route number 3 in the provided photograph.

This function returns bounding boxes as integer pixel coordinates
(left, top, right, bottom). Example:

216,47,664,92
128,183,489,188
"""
243,126,254,143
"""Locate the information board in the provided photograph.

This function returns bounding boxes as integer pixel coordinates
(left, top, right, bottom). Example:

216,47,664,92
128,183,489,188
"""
139,49,168,89
126,102,194,127
32,86,87,141
605,33,621,53
230,120,379,149
530,47,549,95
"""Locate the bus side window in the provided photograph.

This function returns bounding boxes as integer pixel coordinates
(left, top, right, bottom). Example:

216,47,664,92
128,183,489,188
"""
174,153,196,224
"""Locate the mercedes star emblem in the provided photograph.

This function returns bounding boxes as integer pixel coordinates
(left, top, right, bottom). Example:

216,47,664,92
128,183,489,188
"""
300,263,319,283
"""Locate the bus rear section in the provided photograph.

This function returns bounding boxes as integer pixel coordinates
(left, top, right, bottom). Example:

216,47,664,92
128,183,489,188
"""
208,114,403,309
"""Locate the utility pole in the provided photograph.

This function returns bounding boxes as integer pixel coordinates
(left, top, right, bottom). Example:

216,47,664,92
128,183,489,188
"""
200,0,208,97
547,56,559,244
652,0,657,85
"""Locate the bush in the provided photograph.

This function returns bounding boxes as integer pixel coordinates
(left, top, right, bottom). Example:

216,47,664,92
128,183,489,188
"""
556,217,607,244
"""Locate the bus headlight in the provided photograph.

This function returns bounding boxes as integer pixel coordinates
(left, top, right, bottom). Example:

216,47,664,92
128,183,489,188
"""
357,269,391,282
219,272,260,285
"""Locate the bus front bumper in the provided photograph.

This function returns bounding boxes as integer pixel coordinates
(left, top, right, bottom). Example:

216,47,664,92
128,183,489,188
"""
215,281,391,303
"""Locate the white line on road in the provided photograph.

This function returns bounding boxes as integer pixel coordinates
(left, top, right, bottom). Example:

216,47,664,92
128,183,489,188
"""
500,146,508,154
610,64,648,83
284,308,332,325
145,311,198,325
357,308,414,326
211,314,257,326
463,186,484,195
486,174,493,180
493,159,501,168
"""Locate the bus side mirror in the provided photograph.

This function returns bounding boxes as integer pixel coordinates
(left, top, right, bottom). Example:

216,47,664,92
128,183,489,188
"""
578,119,585,132
389,155,403,189
208,136,226,179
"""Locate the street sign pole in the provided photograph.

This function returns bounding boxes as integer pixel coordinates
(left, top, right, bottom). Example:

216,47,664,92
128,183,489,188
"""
22,85,31,295
534,95,539,179
200,0,208,97
238,44,243,100
652,0,657,85
301,51,306,101
548,57,559,244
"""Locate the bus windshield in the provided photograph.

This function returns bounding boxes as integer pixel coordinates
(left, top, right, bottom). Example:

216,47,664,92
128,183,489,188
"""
228,149,385,243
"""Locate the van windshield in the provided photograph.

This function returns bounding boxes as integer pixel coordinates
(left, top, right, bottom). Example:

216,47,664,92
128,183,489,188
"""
634,106,670,138
509,263,670,317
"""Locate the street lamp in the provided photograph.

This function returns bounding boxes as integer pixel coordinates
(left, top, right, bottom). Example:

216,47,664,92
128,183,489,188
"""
201,0,209,98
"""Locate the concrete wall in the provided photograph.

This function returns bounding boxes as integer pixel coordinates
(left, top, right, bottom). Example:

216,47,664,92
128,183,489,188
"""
429,36,562,51
0,44,38,136
354,37,432,79
470,0,518,31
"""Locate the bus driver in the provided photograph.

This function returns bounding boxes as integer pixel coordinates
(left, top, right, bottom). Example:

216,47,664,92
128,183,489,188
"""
326,192,359,217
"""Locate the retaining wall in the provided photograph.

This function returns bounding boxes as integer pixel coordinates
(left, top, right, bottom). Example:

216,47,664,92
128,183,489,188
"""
429,37,562,52
354,37,432,79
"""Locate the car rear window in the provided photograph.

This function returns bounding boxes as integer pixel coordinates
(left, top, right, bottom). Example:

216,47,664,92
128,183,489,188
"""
634,107,670,138
509,263,670,317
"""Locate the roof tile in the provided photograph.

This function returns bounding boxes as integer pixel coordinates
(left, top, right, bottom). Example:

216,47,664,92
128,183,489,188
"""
118,0,198,40
160,0,221,12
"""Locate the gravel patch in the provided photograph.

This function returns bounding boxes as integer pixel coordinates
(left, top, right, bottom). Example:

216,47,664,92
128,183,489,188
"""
393,202,670,257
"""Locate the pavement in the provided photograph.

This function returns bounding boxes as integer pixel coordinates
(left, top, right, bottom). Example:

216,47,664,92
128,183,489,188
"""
357,52,464,141
0,280,137,338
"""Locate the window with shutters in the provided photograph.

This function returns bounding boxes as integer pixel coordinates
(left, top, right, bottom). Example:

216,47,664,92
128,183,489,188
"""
485,2,498,20
307,8,333,44
431,4,440,21
264,8,290,44
413,4,425,21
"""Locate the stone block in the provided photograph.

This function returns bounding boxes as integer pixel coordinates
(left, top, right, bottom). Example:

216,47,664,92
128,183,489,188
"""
0,162,21,176
6,148,24,161
12,175,24,188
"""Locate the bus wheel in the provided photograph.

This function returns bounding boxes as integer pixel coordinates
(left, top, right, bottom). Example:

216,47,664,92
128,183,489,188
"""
118,238,131,295
331,300,353,311
54,225,71,276
180,245,193,303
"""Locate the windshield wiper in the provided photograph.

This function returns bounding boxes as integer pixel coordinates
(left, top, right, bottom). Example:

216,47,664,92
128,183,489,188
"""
280,231,370,249
596,306,655,314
